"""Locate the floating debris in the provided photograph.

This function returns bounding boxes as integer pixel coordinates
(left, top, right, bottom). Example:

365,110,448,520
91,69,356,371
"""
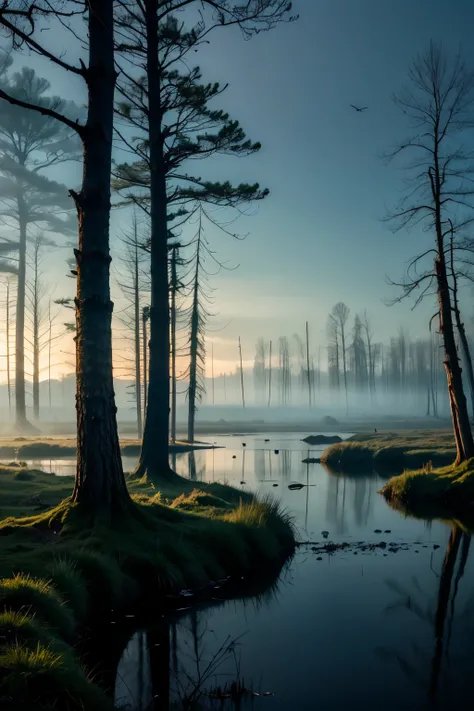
321,531,329,539
272,483,279,487
274,449,280,454
288,482,305,491
374,529,382,533
384,530,391,534
302,457,321,464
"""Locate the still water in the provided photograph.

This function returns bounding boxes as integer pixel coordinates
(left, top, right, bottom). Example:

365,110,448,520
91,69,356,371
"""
19,434,474,710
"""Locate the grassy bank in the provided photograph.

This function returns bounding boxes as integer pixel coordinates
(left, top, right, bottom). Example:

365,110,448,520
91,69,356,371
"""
0,466,294,709
381,459,474,524
0,437,216,460
320,430,456,473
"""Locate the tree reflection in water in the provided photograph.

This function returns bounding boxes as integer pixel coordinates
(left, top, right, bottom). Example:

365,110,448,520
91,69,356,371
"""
378,524,472,703
114,570,285,710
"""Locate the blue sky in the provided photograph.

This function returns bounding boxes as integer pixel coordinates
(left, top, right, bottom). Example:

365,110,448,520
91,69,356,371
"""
4,0,474,377
180,0,474,372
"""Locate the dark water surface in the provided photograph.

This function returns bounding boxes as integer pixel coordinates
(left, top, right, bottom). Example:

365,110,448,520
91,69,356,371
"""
85,434,474,709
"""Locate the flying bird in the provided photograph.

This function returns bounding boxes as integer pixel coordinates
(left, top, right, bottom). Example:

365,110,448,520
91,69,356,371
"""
350,104,368,112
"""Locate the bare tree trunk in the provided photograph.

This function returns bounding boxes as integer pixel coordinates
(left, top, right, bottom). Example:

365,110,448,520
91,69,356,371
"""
6,281,11,415
170,246,178,444
135,0,174,479
305,321,312,408
133,226,142,439
238,336,246,408
143,307,148,418
450,234,474,423
48,302,52,412
341,324,348,414
15,191,27,426
211,342,215,406
268,339,272,407
32,241,39,421
187,241,201,444
71,0,129,511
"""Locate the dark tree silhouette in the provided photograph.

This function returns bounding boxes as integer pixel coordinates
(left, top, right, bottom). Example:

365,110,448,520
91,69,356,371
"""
386,42,474,464
185,223,207,444
116,214,147,439
113,1,294,481
0,1,129,511
332,302,349,413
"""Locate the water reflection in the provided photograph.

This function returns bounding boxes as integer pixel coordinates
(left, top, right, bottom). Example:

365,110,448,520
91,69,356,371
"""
378,525,474,707
114,525,474,710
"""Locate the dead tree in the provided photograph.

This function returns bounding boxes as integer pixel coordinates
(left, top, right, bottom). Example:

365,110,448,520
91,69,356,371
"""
386,42,474,463
332,302,349,413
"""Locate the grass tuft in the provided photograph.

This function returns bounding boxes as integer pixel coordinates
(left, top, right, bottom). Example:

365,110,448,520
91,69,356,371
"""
381,458,474,529
321,430,456,474
0,574,75,640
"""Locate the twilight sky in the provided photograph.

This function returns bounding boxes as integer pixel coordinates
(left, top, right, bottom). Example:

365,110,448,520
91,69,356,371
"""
3,0,474,381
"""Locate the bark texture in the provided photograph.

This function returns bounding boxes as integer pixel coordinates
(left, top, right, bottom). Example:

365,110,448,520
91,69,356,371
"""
72,0,129,510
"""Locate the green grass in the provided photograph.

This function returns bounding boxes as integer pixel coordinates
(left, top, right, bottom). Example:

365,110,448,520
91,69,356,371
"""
320,430,457,473
381,457,474,523
0,464,294,709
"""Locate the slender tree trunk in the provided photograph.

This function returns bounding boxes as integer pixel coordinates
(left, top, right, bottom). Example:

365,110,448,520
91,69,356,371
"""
187,242,201,444
341,325,348,414
170,246,177,444
211,342,215,406
134,231,142,439
48,302,52,412
71,0,129,511
15,190,27,426
136,0,174,479
268,340,272,408
238,336,246,408
143,307,148,418
32,244,39,421
450,235,474,423
6,281,11,415
305,321,312,408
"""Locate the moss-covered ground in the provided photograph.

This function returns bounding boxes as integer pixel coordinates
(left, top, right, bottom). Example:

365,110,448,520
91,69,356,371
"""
381,458,474,526
320,430,456,473
0,465,294,710
0,436,215,460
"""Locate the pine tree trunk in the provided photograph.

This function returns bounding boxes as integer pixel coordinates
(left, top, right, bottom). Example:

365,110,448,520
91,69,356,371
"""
15,191,27,426
134,237,142,439
187,252,200,444
6,281,11,415
32,256,39,420
71,0,129,511
143,308,148,418
136,0,174,479
170,247,177,444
